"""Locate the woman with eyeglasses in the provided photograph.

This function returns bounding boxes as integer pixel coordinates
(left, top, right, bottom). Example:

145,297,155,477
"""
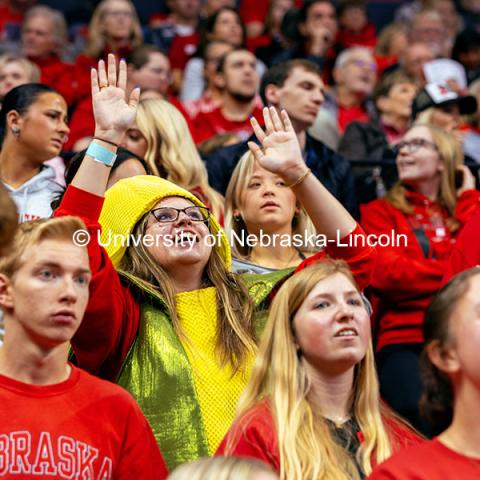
218,260,422,480
56,54,375,470
360,123,480,435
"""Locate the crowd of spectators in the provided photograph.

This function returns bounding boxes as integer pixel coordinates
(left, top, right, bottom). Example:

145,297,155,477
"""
1,0,480,478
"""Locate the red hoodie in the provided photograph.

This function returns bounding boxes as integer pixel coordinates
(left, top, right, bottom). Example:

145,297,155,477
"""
360,189,480,350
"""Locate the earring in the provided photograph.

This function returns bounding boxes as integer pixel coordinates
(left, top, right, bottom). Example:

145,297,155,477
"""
234,215,241,222
11,126,20,138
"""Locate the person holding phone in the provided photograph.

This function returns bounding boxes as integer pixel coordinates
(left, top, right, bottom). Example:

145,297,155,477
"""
360,123,480,435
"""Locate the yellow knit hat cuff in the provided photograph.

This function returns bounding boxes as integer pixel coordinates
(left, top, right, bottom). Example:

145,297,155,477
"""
98,175,231,269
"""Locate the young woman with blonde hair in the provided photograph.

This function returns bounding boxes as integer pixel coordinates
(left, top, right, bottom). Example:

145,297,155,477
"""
56,54,374,470
224,150,318,273
218,260,421,479
84,0,143,60
122,98,224,220
360,123,480,434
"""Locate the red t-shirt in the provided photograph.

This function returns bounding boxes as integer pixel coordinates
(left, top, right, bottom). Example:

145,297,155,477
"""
0,5,23,41
336,23,377,49
368,438,480,479
217,401,422,472
443,207,480,284
168,33,199,71
193,105,264,144
0,365,168,479
338,104,370,133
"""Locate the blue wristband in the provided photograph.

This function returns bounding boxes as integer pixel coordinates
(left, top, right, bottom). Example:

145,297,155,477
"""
86,142,117,167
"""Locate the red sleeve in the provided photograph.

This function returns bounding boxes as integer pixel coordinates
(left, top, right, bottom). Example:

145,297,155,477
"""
216,403,279,471
65,96,95,150
443,204,480,284
192,110,216,144
115,397,169,479
453,189,480,225
360,201,445,303
55,186,140,380
294,224,376,291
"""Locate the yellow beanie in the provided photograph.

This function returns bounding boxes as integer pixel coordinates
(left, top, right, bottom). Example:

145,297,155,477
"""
99,175,231,269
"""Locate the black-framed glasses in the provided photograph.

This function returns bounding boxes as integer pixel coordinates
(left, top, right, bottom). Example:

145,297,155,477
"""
150,206,210,224
393,138,438,156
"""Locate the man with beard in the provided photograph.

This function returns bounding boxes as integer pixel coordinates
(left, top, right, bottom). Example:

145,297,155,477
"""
193,48,264,144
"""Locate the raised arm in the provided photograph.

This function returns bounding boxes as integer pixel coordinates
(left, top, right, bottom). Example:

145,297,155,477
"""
55,55,141,378
248,107,357,239
71,54,140,196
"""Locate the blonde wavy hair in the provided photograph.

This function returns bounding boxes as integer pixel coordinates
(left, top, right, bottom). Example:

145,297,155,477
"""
386,123,464,231
136,99,224,219
224,150,318,259
85,0,143,58
227,260,397,479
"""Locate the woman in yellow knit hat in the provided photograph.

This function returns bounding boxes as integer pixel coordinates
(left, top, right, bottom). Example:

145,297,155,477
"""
56,54,375,470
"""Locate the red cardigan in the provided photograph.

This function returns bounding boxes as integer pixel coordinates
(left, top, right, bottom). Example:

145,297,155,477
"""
443,207,480,284
216,401,423,472
360,190,480,350
55,185,375,380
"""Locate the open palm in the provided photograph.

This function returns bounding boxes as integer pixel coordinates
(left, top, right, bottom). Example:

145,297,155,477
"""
91,54,139,142
249,107,304,177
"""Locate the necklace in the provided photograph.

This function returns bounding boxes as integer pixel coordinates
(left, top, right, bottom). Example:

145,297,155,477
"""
325,414,351,428
249,247,302,268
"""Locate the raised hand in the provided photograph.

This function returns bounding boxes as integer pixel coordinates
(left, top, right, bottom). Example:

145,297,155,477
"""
248,107,307,185
91,53,140,144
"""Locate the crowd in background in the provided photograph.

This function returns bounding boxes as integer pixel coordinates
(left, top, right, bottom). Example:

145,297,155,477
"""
1,0,480,478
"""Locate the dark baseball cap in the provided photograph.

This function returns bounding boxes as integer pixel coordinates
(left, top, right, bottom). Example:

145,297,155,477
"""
412,83,478,119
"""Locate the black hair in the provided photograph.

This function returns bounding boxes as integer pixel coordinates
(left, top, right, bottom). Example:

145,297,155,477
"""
195,7,247,59
259,59,321,105
50,147,148,211
0,83,56,146
337,0,366,17
299,0,335,24
452,28,480,62
215,47,251,74
64,146,148,185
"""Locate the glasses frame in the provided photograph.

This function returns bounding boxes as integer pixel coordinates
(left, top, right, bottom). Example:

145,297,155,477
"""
149,206,211,225
394,138,439,156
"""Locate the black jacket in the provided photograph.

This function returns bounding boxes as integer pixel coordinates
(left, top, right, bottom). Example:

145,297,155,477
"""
203,133,359,217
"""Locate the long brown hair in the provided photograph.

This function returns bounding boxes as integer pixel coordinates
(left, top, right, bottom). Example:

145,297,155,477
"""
420,267,480,432
119,212,256,371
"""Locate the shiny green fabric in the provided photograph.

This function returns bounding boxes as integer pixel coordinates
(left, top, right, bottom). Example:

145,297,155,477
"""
115,268,294,470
